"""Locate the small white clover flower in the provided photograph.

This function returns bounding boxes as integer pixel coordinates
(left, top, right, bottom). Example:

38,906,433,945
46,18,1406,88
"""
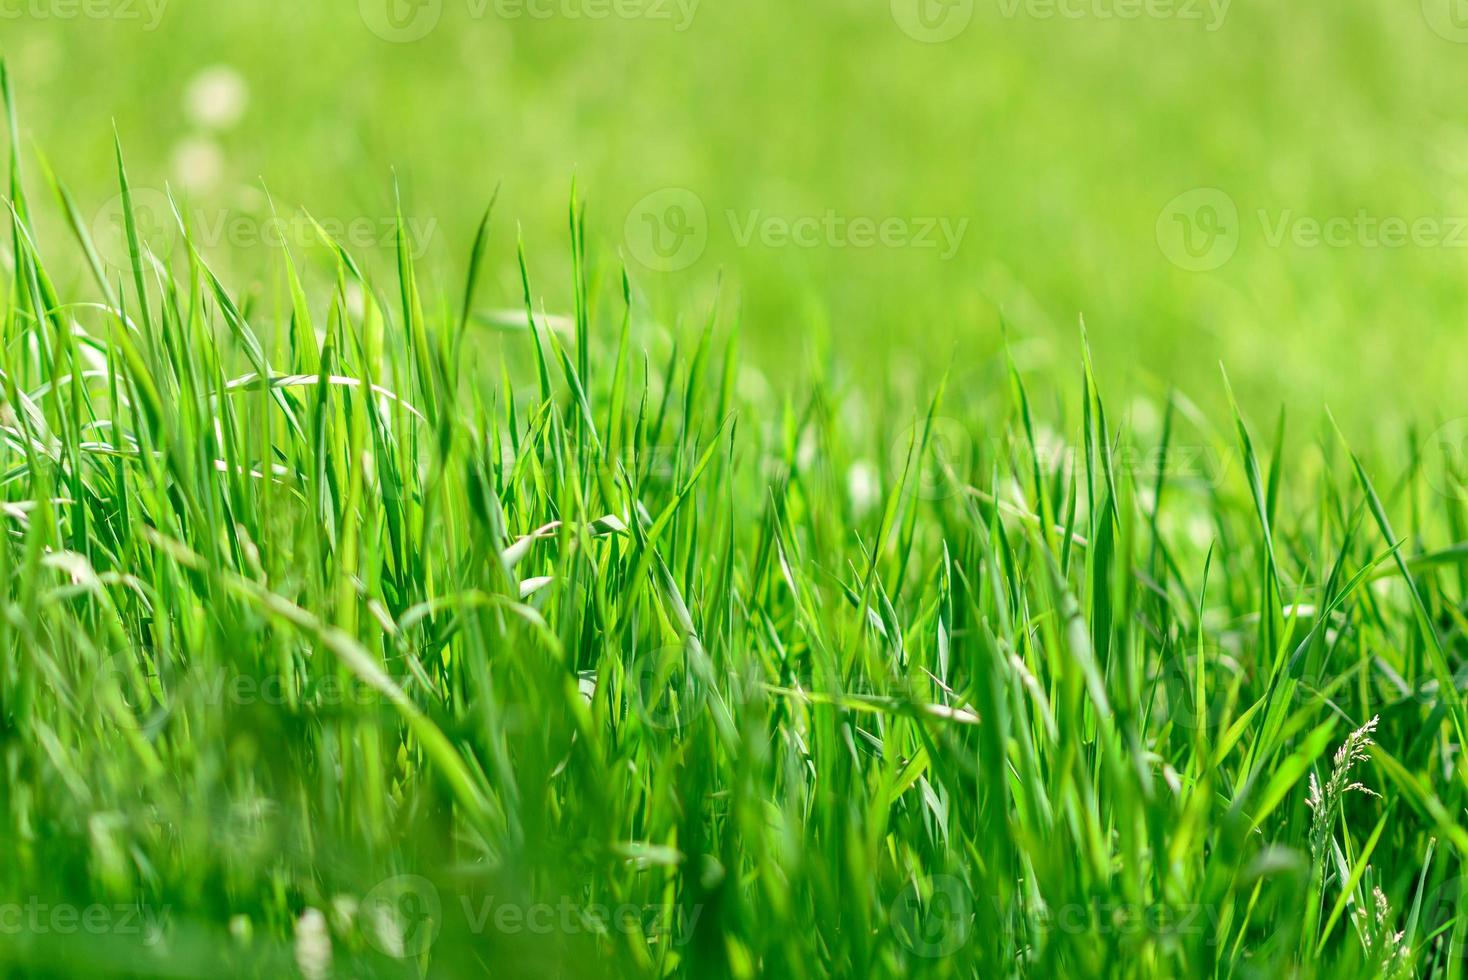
171,137,224,191
293,907,332,980
185,66,249,130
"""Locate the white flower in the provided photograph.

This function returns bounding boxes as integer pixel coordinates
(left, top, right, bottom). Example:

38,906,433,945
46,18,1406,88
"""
171,137,224,191
344,282,367,323
185,66,249,130
293,907,332,980
847,459,880,516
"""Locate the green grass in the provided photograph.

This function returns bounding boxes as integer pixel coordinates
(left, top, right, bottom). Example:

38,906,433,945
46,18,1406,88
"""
0,63,1466,979
9,3,1468,424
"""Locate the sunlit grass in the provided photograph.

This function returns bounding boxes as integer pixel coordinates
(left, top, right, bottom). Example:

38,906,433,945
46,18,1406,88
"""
0,62,1464,978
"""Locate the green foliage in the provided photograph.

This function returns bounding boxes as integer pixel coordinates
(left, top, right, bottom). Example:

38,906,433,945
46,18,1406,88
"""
0,68,1465,979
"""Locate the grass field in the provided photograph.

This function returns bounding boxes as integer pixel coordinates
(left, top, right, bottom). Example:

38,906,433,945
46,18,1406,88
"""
9,2,1468,427
3,5,1468,979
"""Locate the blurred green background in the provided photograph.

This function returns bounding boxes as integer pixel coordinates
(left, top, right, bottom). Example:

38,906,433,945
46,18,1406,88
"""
3,0,1467,429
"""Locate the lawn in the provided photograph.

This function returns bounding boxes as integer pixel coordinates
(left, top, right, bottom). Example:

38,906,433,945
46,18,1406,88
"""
1,4,1468,978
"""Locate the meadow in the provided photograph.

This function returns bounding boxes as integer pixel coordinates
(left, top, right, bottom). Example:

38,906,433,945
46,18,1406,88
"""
1,3,1468,978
